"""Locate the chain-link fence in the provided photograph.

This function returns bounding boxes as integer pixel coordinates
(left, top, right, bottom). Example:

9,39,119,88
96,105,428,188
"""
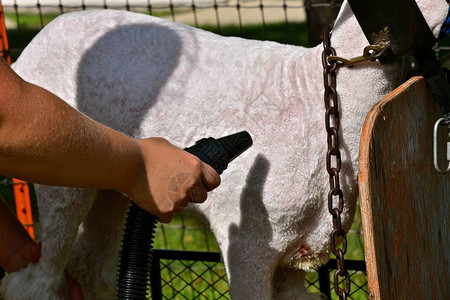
1,0,346,60
148,249,369,299
148,203,368,299
2,0,448,66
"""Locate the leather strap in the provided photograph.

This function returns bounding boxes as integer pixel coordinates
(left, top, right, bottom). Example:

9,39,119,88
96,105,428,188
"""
347,0,450,121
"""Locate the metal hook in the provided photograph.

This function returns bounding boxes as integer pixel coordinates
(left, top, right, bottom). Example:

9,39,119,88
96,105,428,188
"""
328,45,386,67
433,117,450,174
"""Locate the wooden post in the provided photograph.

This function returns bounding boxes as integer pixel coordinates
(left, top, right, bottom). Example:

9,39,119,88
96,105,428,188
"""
358,76,449,299
304,0,343,46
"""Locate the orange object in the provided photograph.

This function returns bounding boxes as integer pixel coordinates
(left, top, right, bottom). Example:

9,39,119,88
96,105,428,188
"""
0,2,34,238
0,0,11,64
12,179,35,239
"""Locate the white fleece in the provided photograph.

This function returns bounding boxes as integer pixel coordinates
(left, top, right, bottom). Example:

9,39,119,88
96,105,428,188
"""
1,1,447,299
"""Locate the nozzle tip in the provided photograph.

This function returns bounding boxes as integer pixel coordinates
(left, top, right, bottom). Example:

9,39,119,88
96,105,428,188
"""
217,131,253,163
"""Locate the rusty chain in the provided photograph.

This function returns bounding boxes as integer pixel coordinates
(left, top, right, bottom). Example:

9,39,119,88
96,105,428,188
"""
321,23,351,300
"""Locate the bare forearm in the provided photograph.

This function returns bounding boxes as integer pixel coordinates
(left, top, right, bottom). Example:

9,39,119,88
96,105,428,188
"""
0,82,142,194
0,58,220,222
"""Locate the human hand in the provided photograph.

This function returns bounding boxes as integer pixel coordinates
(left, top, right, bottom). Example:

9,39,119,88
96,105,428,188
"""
3,240,41,274
125,138,221,223
6,242,83,300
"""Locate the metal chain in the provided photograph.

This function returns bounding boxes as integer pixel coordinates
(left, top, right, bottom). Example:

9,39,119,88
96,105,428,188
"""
321,23,351,299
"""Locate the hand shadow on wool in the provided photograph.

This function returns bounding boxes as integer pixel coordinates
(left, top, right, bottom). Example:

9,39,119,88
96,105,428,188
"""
75,23,184,137
70,23,185,281
226,154,279,291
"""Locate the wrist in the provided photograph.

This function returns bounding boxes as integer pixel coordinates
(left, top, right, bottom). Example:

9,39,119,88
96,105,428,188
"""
116,139,150,203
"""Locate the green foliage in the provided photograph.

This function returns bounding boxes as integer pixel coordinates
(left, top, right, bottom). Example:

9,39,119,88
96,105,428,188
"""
305,200,369,299
153,203,367,299
154,213,220,252
200,21,309,46
151,259,230,299
5,12,308,62
5,12,58,61
5,12,60,29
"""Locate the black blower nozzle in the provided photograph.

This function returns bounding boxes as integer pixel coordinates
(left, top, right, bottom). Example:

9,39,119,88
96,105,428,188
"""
116,131,253,299
184,131,253,174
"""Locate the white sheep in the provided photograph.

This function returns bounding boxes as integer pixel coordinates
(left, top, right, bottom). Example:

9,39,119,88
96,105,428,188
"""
1,0,447,299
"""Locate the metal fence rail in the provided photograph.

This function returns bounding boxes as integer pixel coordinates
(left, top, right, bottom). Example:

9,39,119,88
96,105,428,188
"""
150,250,227,299
2,0,448,62
0,249,369,299
1,0,343,60
149,249,369,299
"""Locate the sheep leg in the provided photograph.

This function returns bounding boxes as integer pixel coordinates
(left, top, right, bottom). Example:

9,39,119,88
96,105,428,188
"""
214,154,277,299
66,190,129,299
0,186,95,299
272,266,320,300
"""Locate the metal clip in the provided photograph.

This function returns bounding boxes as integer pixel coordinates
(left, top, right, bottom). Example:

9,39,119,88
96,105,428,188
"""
328,45,389,68
433,117,450,174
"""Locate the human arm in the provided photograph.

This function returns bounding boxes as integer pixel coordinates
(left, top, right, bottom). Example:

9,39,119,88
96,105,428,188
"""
0,198,39,273
0,198,84,299
0,57,220,222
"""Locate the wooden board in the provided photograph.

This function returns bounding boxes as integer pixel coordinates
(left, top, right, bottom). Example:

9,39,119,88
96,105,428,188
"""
358,76,449,299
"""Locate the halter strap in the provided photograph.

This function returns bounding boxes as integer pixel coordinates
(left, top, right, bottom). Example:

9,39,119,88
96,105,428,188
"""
347,0,450,122
347,0,437,59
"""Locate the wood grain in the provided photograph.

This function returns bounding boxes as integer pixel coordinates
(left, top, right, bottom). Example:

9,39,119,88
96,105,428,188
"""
358,76,449,299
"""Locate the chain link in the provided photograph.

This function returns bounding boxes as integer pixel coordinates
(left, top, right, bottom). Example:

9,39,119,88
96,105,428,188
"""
321,23,351,299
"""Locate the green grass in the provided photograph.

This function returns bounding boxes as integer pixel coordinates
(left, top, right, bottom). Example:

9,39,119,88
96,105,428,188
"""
152,259,230,299
5,12,309,61
153,206,367,299
5,12,60,29
5,11,308,45
305,199,369,299
153,204,367,299
154,213,220,252
151,214,229,298
5,8,186,28
200,21,309,46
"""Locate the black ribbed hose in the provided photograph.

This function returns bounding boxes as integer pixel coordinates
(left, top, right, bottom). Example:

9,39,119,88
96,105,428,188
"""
116,131,253,299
